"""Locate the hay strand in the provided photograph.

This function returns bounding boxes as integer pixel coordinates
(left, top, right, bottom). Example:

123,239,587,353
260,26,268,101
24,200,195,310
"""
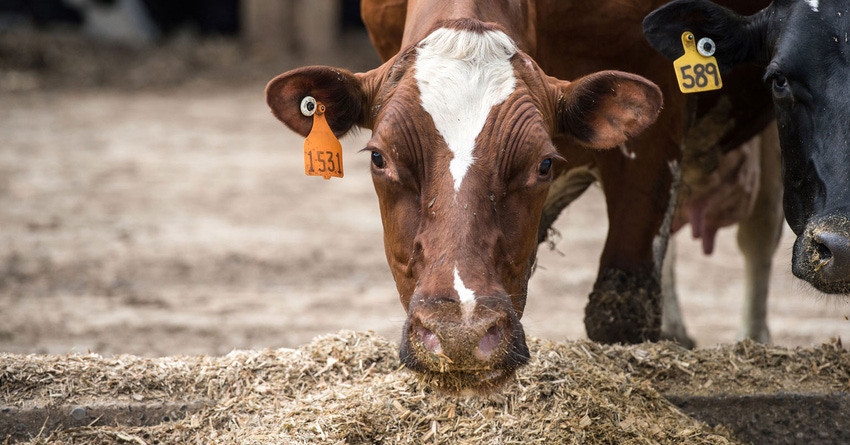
2,331,847,444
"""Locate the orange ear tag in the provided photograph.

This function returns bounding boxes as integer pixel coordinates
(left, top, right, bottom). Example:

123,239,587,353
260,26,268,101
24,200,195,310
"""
302,98,343,180
673,32,723,94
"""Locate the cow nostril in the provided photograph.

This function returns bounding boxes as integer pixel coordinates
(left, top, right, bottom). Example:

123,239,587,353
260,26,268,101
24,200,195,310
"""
475,324,505,362
812,231,850,280
415,325,442,354
814,238,833,263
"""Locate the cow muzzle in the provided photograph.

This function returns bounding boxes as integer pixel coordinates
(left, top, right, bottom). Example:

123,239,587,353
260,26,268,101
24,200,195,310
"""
792,214,850,294
399,295,530,394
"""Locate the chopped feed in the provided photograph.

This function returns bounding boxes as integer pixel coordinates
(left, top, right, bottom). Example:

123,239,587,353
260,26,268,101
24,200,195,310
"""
1,331,847,444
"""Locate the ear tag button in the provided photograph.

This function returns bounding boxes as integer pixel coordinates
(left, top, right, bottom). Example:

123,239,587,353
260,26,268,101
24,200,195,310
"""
674,32,723,93
301,97,343,180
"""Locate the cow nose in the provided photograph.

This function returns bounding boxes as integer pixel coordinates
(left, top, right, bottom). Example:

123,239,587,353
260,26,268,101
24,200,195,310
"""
812,230,850,282
408,312,509,366
399,295,530,393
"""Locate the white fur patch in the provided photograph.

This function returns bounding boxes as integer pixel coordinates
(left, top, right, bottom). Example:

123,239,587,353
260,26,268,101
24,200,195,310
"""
454,266,476,306
805,0,819,12
415,27,517,192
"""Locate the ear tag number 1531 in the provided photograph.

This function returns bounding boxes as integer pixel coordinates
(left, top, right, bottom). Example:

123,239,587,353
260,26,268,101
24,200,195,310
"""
301,96,343,180
674,32,723,93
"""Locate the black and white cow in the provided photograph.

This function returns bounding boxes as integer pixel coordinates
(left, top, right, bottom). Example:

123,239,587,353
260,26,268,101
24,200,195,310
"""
644,0,850,294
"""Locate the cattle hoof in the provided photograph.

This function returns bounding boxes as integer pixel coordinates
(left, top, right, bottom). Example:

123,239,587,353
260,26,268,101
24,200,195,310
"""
584,269,661,344
660,331,696,350
736,327,770,344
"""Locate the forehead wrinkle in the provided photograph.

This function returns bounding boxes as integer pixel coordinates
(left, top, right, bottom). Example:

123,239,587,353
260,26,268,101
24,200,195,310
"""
414,27,518,194
377,94,437,181
475,97,543,182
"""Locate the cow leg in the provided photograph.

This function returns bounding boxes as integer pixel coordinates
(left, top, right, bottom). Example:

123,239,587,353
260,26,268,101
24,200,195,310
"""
585,130,679,344
659,235,696,348
735,121,782,343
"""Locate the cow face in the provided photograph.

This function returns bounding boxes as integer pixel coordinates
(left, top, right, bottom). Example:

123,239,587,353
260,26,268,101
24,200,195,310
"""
644,0,850,294
268,21,662,393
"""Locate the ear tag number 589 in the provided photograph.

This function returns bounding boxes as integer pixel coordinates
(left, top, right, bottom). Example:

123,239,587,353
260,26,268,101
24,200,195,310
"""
674,32,723,93
301,97,344,180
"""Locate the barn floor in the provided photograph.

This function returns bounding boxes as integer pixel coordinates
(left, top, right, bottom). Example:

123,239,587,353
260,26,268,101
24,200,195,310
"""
0,27,848,444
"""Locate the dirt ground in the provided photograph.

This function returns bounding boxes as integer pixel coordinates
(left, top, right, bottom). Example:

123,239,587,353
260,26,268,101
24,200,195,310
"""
0,29,847,359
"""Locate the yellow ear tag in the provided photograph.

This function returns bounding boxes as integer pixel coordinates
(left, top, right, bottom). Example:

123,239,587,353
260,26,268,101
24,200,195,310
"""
674,32,723,93
302,100,343,180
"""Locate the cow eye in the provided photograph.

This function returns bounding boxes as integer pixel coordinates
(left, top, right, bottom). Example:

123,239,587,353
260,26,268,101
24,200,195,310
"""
770,72,789,95
538,158,553,176
371,151,385,168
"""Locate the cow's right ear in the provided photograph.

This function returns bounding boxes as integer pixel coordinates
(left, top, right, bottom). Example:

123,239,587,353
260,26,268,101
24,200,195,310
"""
265,66,383,138
642,0,770,70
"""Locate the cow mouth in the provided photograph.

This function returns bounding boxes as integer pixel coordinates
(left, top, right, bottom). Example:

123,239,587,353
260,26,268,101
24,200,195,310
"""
793,266,850,294
410,366,516,395
792,262,850,294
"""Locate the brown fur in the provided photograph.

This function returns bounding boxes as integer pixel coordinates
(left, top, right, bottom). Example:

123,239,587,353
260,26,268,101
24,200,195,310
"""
267,0,774,393
359,0,775,346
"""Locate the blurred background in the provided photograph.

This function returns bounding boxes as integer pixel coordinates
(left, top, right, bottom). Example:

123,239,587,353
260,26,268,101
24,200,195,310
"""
0,0,846,358
0,0,379,91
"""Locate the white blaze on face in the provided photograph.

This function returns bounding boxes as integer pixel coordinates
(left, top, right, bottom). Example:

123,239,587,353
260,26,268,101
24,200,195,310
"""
415,27,518,192
454,265,477,311
805,0,819,12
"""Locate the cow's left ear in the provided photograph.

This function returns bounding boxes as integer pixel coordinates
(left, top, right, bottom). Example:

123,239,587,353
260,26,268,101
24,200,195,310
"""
555,71,663,149
642,0,770,70
265,65,385,138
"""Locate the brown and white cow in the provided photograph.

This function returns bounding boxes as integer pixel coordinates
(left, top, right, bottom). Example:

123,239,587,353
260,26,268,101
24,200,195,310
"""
354,2,782,343
358,0,783,351
267,2,664,392
267,0,789,391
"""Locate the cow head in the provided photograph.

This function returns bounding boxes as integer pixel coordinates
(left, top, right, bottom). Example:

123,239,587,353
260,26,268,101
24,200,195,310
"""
267,20,662,393
644,0,850,294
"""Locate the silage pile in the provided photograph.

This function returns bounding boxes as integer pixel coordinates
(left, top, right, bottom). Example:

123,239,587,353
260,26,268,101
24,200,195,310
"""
2,331,846,444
